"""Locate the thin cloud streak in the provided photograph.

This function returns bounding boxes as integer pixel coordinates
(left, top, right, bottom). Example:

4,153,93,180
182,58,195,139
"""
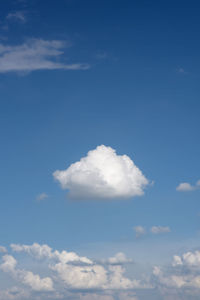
0,39,90,74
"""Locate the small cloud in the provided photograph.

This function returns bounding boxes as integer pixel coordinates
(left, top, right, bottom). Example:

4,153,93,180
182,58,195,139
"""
6,11,26,23
176,67,187,74
133,226,146,238
95,51,108,59
0,39,90,74
101,252,132,265
36,193,48,201
150,226,171,234
0,246,7,253
176,180,200,192
53,145,149,200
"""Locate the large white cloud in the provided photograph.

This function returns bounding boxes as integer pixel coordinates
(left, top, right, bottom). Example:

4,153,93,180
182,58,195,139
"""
53,145,149,199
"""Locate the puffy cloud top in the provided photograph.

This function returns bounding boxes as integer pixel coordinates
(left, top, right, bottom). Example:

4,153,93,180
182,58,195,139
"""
53,145,149,199
176,180,200,192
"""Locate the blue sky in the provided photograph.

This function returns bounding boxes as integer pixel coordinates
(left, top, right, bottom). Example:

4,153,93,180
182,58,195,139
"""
0,0,200,299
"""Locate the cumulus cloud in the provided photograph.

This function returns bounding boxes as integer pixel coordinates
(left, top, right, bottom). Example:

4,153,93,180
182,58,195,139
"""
0,39,90,73
176,180,200,192
153,248,200,295
150,226,171,234
5,242,151,297
3,243,200,299
11,242,93,265
0,254,54,291
53,145,149,199
133,226,146,238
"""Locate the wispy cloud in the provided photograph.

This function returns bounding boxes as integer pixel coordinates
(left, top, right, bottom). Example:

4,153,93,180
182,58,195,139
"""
36,193,48,201
6,11,26,23
134,225,171,237
133,226,146,238
0,39,90,74
150,226,171,234
95,51,108,60
176,67,187,74
0,246,7,253
176,180,200,192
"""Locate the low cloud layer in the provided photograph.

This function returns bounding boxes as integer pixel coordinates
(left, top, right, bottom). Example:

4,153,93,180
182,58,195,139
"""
1,243,200,299
0,242,150,300
53,145,149,199
0,39,90,73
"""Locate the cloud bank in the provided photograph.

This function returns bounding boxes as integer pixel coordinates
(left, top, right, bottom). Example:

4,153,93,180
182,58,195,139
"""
53,145,149,199
0,242,149,300
2,243,200,299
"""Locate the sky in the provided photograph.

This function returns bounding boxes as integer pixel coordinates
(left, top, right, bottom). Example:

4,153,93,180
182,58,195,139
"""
0,0,200,299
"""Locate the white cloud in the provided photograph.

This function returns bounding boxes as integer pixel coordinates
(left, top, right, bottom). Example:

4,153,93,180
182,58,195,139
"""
102,252,132,265
0,287,29,300
133,226,146,238
36,193,49,201
0,254,17,272
22,271,54,292
0,254,54,292
154,248,200,294
176,182,195,192
176,180,200,192
6,242,150,294
150,226,171,234
11,242,93,265
172,250,200,268
53,145,149,199
6,11,26,23
0,39,90,73
0,246,7,253
51,263,108,289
